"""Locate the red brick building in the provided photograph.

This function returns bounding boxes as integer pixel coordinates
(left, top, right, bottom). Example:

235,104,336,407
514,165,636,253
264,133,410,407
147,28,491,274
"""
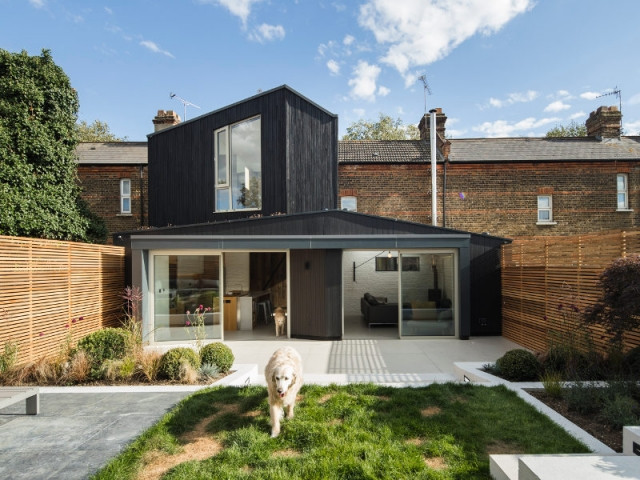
339,106,640,237
76,142,148,242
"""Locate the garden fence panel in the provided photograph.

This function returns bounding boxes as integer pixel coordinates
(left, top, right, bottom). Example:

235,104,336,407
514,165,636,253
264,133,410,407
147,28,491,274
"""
502,230,640,355
0,236,125,366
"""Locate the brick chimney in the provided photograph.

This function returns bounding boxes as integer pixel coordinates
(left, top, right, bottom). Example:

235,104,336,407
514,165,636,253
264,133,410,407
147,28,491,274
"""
418,108,447,141
586,106,622,139
152,110,181,132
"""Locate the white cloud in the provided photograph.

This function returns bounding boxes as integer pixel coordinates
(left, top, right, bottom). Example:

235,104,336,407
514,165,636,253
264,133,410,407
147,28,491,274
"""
580,91,600,100
327,59,340,75
358,0,534,82
348,60,381,102
28,0,45,8
569,111,586,120
200,0,262,27
353,108,366,117
473,116,560,137
104,7,113,15
249,23,285,43
343,34,355,46
625,119,640,135
378,85,390,96
544,100,570,113
487,90,538,108
628,93,640,106
140,40,175,58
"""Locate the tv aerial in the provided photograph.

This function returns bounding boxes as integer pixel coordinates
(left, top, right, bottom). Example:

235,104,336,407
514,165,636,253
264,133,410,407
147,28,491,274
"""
596,87,622,114
418,75,432,114
169,92,201,120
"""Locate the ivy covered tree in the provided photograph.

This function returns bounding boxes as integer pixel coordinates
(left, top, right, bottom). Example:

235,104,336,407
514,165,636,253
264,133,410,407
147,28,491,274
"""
0,49,90,241
342,113,420,140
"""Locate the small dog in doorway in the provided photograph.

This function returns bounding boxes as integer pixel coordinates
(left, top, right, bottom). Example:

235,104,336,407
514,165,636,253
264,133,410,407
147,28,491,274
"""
273,306,286,337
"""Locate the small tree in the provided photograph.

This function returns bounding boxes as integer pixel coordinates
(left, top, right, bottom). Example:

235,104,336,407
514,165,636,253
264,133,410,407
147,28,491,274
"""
75,119,126,142
546,120,587,138
343,113,419,140
583,255,640,351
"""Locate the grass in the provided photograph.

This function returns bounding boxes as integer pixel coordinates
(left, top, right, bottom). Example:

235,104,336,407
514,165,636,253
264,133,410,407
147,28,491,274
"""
92,383,589,480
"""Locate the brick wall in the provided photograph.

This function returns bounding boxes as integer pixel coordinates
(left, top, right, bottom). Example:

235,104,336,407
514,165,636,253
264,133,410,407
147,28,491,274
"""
339,161,640,237
77,165,148,242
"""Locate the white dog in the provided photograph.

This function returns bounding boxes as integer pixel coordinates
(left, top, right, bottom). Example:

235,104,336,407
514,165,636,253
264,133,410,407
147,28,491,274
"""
265,346,303,437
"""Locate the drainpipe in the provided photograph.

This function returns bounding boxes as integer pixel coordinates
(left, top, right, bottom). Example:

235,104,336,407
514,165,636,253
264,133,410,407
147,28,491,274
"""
443,159,447,228
430,109,437,226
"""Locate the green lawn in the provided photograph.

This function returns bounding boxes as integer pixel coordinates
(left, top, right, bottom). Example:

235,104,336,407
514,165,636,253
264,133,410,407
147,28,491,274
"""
92,383,589,480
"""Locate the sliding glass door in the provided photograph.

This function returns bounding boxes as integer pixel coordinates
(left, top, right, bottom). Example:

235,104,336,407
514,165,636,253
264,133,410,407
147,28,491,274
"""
152,254,222,342
400,252,456,337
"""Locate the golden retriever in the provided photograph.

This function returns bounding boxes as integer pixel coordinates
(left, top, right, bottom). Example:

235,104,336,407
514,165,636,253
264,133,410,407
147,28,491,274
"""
273,306,286,337
264,346,303,437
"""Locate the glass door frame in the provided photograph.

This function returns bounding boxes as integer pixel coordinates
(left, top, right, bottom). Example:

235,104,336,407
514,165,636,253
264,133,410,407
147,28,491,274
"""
397,248,459,339
148,249,225,345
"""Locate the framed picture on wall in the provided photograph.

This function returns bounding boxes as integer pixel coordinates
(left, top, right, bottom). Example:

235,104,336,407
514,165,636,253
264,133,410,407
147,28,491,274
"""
402,256,420,271
375,256,398,271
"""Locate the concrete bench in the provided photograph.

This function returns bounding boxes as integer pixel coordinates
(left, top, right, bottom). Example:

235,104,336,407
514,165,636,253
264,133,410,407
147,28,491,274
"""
0,387,39,415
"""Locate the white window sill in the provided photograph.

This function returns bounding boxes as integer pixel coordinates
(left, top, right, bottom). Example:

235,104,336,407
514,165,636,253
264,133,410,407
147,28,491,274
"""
117,213,133,217
616,208,634,212
536,221,557,226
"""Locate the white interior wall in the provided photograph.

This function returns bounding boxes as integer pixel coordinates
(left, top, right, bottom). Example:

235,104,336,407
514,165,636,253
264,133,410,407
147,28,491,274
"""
223,252,250,294
342,251,399,316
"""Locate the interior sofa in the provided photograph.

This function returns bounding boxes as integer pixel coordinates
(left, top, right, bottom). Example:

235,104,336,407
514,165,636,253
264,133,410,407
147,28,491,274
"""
361,292,399,326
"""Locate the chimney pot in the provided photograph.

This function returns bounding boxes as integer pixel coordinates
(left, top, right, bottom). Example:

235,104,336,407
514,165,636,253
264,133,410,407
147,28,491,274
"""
586,105,621,140
152,109,182,132
418,109,447,141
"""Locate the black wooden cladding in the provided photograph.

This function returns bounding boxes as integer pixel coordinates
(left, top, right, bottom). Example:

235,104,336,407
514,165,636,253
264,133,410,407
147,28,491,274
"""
148,86,338,228
290,249,341,340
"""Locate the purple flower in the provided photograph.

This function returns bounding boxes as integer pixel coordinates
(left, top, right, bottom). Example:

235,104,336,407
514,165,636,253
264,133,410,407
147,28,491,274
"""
72,318,77,324
199,304,203,311
557,303,563,310
78,316,84,321
186,320,191,326
39,332,44,337
186,310,190,315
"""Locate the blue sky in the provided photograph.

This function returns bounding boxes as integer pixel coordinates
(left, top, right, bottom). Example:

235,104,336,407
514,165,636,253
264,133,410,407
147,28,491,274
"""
2,0,640,141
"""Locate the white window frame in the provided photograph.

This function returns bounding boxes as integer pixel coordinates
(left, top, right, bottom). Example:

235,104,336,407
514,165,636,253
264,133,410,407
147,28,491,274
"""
341,196,357,212
537,195,555,225
214,115,261,212
120,178,131,214
617,173,631,211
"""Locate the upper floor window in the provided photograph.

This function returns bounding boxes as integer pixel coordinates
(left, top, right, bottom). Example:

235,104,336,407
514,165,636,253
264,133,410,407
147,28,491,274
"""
537,195,553,223
617,173,629,210
341,196,357,212
120,179,131,214
214,116,262,212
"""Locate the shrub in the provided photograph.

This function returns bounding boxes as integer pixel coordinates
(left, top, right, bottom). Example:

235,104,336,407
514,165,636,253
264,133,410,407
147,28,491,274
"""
601,395,639,429
583,255,640,351
623,346,640,378
565,382,604,415
137,350,163,382
0,342,18,377
66,350,91,383
77,328,130,379
159,348,201,380
102,357,136,382
495,349,540,381
540,370,564,399
199,363,221,381
200,342,234,373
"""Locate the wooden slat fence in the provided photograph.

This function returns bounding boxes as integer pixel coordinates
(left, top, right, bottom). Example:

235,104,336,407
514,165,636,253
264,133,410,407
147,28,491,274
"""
502,230,640,355
0,236,125,366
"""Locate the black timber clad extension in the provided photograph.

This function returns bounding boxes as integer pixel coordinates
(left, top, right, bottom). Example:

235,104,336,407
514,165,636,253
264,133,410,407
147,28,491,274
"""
147,86,338,228
119,210,510,339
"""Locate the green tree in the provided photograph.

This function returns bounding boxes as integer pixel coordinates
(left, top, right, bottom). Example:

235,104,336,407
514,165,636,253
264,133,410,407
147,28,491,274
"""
343,113,420,140
0,48,89,240
75,119,126,142
546,120,587,138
